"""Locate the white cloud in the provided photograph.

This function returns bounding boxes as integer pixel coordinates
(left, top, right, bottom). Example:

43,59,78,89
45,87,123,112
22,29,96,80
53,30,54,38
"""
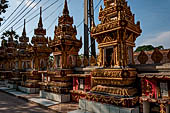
139,31,170,49
25,0,37,8
16,0,22,5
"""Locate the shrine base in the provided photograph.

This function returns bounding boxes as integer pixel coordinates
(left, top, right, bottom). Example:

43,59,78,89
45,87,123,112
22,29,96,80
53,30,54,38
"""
78,99,139,113
0,81,5,85
40,90,70,102
7,83,17,89
18,86,40,94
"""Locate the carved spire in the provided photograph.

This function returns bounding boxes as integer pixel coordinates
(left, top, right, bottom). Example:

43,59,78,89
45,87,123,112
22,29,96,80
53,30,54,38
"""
9,27,13,41
63,0,69,15
38,7,43,29
33,7,46,37
91,19,95,29
22,19,26,37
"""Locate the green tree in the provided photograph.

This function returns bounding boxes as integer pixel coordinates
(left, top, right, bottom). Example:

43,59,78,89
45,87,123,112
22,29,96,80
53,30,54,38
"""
135,45,154,52
0,29,19,46
0,0,8,25
1,29,19,40
135,45,164,52
156,45,164,50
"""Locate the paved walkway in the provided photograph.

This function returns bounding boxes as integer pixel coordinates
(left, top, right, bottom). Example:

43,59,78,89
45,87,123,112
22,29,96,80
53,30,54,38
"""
0,85,79,113
0,91,55,113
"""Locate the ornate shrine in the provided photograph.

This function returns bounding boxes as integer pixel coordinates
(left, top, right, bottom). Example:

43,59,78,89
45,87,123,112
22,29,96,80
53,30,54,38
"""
39,0,82,102
85,0,142,108
17,20,32,71
23,8,52,90
0,40,8,83
29,7,52,71
4,30,19,88
15,20,33,88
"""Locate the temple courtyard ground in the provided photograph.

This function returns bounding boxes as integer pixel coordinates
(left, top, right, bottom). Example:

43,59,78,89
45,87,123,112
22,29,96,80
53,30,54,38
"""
0,85,79,113
0,91,55,113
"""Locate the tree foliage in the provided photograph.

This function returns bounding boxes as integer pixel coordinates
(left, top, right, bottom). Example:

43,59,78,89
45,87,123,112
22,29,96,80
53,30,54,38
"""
0,29,19,47
135,45,164,52
0,0,8,24
1,29,19,40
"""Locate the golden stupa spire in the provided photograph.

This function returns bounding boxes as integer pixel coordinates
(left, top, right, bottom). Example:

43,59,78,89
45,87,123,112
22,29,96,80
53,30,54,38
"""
63,0,69,15
22,19,26,37
10,27,13,41
38,7,43,29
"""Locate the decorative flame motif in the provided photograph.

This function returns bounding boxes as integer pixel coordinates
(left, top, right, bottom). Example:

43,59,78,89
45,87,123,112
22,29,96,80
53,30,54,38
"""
151,48,163,64
137,50,148,64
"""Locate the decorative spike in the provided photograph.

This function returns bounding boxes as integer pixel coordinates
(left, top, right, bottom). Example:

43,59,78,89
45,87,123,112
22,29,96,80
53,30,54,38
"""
22,19,26,37
10,27,13,41
38,7,43,28
49,37,52,41
63,0,69,15
99,5,103,12
91,19,95,29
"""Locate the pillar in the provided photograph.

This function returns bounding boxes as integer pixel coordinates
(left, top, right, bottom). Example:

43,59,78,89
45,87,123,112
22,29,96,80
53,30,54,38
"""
166,104,169,113
160,103,167,113
143,102,150,113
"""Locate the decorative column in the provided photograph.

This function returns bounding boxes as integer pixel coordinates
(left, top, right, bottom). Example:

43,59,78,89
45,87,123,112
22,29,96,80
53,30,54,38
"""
160,103,166,113
166,104,169,113
102,48,105,67
143,101,150,113
99,48,103,67
131,47,135,64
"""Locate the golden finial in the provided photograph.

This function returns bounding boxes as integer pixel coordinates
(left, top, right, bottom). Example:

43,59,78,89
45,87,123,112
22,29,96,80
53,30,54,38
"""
22,19,26,37
63,0,69,15
99,5,103,12
91,19,95,29
38,7,43,28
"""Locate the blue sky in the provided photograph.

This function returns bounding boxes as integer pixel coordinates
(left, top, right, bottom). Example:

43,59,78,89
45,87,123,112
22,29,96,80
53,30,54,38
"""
1,0,170,54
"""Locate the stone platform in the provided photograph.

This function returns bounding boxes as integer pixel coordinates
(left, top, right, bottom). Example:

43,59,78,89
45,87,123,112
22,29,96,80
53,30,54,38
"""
68,109,91,113
18,86,40,94
0,81,5,85
40,90,70,102
7,83,17,89
78,99,139,113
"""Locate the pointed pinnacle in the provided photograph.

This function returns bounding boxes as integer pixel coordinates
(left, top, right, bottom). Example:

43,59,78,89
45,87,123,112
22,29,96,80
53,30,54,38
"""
10,27,13,41
38,7,43,28
63,0,69,15
22,19,26,37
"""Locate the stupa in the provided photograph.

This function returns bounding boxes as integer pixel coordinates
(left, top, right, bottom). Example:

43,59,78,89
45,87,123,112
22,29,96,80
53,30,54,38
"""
39,0,82,102
5,29,19,89
0,40,7,84
77,0,142,113
22,7,52,93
